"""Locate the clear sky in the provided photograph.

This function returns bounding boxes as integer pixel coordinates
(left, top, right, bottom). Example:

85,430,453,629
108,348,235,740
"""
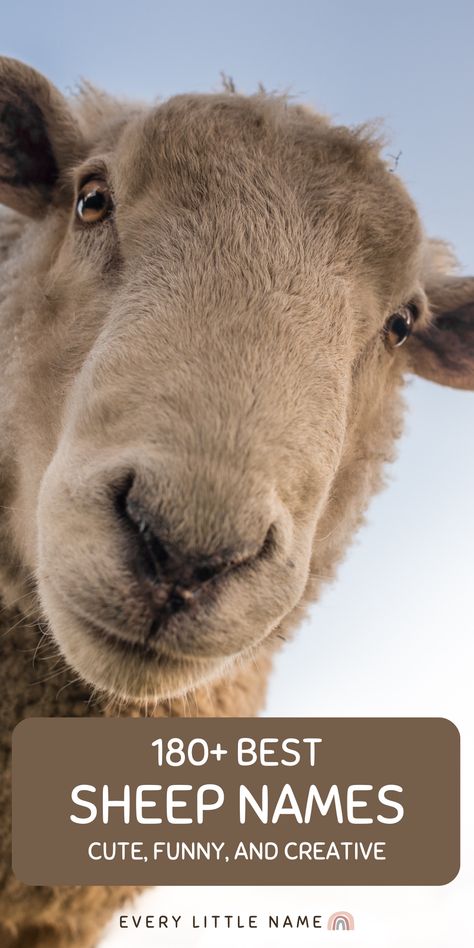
2,3,473,946
3,0,474,263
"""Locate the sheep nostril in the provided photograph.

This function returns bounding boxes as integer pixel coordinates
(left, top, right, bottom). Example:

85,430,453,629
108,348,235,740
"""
193,559,229,583
259,522,276,559
113,473,135,521
126,503,170,574
113,476,169,581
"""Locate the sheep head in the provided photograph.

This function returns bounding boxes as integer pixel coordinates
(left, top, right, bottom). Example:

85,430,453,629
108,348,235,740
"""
1,58,473,701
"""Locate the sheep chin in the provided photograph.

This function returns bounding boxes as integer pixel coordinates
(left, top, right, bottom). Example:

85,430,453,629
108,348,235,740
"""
37,579,232,701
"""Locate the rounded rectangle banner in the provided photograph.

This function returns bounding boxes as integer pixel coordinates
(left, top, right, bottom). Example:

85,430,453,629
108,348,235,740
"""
12,717,459,886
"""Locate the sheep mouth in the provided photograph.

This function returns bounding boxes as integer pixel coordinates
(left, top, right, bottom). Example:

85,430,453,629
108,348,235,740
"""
79,609,205,668
65,603,228,701
39,519,288,696
83,616,162,663
48,526,277,666
47,568,222,664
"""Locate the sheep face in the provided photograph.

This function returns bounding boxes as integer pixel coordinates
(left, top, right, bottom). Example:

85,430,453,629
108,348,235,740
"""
1,60,473,701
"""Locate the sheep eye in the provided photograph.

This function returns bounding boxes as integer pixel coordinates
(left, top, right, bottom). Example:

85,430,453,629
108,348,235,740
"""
384,304,417,349
76,179,114,225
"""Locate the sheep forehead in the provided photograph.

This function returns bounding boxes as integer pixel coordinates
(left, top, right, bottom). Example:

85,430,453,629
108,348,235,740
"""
84,91,422,305
111,93,407,204
111,94,306,210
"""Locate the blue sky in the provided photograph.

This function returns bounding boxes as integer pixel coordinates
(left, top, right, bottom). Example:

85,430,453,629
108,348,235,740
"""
3,0,474,262
3,4,474,945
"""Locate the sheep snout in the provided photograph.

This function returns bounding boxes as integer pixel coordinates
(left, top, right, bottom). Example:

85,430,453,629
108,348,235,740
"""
112,475,276,632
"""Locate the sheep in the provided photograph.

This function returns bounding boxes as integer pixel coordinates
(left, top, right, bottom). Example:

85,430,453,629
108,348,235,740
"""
0,56,472,947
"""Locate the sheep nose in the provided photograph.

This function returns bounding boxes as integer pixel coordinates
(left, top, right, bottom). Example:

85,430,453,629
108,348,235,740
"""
114,479,266,616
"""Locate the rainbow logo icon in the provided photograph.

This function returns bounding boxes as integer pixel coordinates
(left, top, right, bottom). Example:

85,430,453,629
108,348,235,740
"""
327,912,355,931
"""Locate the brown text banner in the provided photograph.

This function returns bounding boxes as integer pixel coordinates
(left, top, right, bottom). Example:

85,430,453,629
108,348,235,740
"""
12,717,459,885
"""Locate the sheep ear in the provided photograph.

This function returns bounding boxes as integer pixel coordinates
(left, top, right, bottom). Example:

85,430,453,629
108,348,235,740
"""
0,57,84,218
409,276,474,390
